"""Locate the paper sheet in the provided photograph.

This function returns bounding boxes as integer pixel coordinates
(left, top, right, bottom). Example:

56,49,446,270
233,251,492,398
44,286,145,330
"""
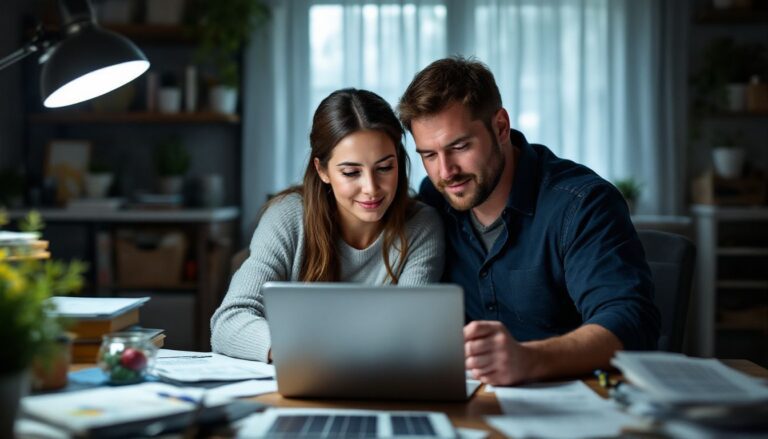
152,349,275,382
486,381,638,438
204,379,278,405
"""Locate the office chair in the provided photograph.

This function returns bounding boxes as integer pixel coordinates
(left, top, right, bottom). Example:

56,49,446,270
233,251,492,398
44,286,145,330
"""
637,230,696,352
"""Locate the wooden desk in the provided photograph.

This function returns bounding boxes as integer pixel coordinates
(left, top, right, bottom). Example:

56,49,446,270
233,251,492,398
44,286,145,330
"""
250,359,768,438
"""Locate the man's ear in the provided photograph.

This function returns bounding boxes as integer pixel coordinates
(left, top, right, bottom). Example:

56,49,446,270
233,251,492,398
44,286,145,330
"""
314,158,330,184
493,108,511,145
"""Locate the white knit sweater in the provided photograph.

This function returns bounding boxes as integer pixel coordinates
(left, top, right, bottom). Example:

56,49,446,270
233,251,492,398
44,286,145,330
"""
210,193,445,362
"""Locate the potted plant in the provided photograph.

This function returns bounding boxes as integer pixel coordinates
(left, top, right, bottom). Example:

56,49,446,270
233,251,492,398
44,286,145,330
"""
0,211,85,437
712,132,746,179
613,178,642,214
191,0,270,114
84,160,114,199
154,137,191,194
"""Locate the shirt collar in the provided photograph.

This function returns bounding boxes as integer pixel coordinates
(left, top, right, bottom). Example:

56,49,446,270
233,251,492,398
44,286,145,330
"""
505,129,539,217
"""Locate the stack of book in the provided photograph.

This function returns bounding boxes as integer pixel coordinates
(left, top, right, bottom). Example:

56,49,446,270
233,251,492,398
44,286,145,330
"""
0,231,50,260
48,297,165,363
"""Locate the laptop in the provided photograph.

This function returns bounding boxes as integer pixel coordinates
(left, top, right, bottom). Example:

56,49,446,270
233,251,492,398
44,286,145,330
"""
241,408,457,438
262,282,468,401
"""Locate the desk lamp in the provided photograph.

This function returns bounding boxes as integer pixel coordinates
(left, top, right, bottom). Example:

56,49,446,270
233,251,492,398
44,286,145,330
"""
0,0,149,108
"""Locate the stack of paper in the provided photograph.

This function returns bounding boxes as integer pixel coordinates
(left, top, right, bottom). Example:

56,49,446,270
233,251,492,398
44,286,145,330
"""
0,231,49,260
485,381,639,438
152,349,275,382
611,352,768,437
611,352,768,405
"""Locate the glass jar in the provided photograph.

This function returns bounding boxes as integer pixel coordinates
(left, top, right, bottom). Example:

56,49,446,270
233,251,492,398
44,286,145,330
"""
97,332,157,385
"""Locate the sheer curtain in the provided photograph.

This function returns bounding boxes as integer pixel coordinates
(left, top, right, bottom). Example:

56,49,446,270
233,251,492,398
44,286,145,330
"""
241,0,685,236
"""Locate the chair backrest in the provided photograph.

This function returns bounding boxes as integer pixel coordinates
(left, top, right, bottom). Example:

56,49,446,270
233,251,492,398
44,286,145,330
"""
637,230,696,352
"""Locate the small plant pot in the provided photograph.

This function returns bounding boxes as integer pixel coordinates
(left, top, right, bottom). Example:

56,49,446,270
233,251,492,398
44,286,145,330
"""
159,176,185,195
85,173,114,198
712,147,746,179
209,86,238,114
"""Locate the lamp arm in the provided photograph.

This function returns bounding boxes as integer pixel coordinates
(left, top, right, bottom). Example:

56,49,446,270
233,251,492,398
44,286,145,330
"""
0,26,55,72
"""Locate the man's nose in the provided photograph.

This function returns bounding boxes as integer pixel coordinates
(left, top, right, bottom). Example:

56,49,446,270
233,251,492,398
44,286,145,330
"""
438,154,457,181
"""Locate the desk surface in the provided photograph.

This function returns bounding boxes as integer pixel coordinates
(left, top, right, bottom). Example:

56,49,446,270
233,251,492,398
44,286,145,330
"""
251,359,768,438
70,359,766,438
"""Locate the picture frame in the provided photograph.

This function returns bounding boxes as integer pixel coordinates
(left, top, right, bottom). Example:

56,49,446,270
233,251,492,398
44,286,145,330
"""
45,140,91,205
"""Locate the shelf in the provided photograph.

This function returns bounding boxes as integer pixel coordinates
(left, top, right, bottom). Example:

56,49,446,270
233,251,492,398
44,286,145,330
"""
718,247,768,256
703,110,768,118
39,23,196,44
695,9,768,24
105,283,198,292
29,112,240,124
717,280,768,289
102,23,196,43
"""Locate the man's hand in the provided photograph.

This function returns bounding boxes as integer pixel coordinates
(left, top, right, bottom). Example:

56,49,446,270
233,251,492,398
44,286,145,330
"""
464,321,623,386
464,320,536,386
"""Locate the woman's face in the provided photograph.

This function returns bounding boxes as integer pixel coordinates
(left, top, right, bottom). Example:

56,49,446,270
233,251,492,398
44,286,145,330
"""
315,129,399,231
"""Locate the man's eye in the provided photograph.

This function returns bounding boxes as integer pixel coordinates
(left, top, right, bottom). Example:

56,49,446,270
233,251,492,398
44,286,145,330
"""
420,153,436,160
377,166,393,173
454,143,468,151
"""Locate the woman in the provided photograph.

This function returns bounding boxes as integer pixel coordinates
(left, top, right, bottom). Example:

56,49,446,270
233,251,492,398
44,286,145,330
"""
211,88,445,362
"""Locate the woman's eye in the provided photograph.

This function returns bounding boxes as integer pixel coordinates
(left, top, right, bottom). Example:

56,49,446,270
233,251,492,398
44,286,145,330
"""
341,171,359,177
377,166,393,173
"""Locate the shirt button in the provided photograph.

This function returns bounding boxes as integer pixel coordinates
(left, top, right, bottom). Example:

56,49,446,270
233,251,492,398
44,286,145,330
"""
487,303,497,311
480,270,488,278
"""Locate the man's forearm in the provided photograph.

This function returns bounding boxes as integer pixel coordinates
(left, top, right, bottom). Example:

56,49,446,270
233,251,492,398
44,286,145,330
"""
520,324,623,381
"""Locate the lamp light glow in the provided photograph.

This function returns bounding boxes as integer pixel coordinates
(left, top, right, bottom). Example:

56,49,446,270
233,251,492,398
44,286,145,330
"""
43,60,149,108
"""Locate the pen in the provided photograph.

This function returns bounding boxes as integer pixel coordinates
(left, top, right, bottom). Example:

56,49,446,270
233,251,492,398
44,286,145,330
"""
157,355,213,359
157,391,198,404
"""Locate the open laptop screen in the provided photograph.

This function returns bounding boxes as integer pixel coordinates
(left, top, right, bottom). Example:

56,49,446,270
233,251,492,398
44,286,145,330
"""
263,283,466,401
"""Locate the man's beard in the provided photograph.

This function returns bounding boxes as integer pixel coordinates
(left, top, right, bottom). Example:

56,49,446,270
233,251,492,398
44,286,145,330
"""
437,139,505,211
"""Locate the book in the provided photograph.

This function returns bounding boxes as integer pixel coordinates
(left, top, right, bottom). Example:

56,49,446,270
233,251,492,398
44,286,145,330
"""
49,296,149,319
72,328,165,363
50,296,149,339
68,308,140,339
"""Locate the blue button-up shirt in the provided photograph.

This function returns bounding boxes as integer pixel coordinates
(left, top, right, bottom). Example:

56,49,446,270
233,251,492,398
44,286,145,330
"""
419,130,660,350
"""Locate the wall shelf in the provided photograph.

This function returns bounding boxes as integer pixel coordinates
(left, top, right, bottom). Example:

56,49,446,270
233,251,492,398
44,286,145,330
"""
695,9,768,24
29,112,240,124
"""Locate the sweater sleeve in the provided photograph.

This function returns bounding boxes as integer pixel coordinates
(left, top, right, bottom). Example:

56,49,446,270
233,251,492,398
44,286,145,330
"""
397,202,446,285
210,195,303,362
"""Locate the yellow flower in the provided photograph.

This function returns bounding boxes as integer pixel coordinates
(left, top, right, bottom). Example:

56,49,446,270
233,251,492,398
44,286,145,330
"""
0,262,27,296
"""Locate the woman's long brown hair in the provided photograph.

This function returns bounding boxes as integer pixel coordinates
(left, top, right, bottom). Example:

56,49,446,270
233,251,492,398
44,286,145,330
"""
270,88,414,283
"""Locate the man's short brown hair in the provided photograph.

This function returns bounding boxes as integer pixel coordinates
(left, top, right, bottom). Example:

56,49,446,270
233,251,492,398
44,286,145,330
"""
397,56,502,132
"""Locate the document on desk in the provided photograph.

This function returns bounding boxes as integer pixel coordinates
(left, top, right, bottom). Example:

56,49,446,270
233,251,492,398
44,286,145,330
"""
612,351,768,405
153,349,275,382
485,381,639,439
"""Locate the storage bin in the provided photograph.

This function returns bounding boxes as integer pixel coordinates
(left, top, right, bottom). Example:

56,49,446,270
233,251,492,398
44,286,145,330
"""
116,231,187,287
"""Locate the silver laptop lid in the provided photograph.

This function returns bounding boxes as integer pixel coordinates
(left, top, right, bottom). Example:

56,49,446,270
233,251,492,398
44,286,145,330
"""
263,282,466,401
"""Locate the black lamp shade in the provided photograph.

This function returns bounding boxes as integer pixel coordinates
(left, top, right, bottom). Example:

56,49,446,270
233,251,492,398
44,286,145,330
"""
41,26,149,108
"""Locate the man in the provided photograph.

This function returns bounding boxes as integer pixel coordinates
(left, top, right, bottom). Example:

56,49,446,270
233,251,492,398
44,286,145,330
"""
398,57,660,386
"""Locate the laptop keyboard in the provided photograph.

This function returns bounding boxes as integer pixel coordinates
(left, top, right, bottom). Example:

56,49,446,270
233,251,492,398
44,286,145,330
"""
266,414,437,437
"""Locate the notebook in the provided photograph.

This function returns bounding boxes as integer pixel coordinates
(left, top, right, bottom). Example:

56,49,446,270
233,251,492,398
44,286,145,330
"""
263,282,468,401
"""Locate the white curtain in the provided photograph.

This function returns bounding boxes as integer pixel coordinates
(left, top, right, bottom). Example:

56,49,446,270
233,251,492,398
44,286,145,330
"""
241,0,686,236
